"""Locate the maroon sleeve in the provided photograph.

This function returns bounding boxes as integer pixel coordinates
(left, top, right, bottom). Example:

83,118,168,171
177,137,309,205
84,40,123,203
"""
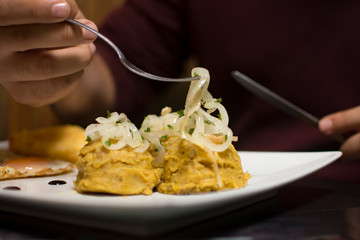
95,0,190,120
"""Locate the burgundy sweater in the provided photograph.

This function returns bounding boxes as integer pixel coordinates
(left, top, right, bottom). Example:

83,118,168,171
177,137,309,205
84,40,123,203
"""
96,0,360,152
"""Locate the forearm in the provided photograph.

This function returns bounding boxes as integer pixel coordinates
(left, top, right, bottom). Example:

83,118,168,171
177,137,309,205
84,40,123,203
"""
52,53,116,126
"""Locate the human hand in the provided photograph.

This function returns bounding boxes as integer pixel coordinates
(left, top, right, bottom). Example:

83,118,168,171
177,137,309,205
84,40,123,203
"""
319,106,360,162
0,0,97,107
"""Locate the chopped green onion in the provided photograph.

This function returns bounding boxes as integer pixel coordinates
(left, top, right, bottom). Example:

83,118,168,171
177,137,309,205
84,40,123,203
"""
216,98,222,103
189,128,195,135
86,136,91,142
144,127,151,133
217,113,222,120
106,110,111,118
193,72,199,77
177,109,184,117
167,124,174,129
104,139,111,146
161,135,168,140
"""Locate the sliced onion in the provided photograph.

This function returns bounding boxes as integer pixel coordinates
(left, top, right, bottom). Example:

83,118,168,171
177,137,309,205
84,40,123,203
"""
84,112,149,152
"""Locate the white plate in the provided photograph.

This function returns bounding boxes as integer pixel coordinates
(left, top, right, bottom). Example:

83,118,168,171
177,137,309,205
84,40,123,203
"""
0,141,341,235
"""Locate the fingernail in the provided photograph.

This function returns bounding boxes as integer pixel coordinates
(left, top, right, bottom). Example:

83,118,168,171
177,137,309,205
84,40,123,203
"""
89,43,96,54
319,118,333,134
52,2,70,18
82,21,97,40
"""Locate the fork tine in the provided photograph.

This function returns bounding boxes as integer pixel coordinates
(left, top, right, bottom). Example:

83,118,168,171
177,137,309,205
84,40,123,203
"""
66,19,200,82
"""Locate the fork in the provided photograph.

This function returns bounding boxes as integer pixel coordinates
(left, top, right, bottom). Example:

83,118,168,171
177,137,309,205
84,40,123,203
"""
66,19,199,82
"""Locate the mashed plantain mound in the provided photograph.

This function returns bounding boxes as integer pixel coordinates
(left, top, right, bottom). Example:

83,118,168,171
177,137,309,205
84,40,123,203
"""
157,137,251,194
74,140,162,195
9,125,86,163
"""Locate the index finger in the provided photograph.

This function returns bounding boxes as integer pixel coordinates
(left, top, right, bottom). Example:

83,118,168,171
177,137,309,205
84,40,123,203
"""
319,106,360,135
0,0,79,26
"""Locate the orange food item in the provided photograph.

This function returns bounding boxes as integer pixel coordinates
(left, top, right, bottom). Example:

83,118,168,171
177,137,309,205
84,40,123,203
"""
9,125,87,163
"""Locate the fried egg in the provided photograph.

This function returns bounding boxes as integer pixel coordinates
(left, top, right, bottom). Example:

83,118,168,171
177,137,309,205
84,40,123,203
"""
0,154,74,180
